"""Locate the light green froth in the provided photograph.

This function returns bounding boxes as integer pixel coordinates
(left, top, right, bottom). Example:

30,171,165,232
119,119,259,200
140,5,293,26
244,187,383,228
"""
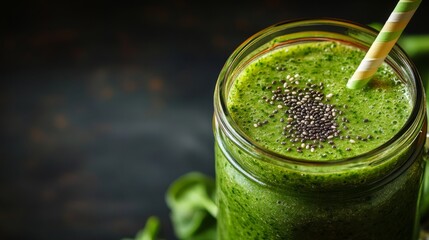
227,41,412,161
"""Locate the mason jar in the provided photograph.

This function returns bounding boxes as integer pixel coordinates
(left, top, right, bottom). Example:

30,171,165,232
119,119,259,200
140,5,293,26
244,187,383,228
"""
213,18,428,240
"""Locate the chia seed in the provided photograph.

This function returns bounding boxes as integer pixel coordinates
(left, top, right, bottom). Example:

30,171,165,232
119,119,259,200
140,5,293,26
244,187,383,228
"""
261,77,352,153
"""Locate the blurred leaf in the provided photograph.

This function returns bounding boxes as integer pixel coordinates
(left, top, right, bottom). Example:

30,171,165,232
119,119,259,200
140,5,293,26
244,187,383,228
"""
166,172,217,240
121,216,161,240
136,216,161,240
398,35,429,59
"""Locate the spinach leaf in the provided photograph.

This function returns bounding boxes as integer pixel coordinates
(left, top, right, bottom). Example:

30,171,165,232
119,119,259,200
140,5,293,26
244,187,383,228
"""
166,172,217,240
121,216,161,240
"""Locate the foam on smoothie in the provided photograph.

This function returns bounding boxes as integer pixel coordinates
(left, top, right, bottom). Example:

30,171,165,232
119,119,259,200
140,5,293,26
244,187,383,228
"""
227,41,412,161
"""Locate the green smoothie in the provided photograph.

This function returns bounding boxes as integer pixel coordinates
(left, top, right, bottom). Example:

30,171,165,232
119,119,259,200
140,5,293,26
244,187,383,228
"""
228,41,410,160
215,40,426,239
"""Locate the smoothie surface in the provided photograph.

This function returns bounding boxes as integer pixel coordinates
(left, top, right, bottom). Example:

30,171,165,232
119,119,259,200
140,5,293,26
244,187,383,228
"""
227,41,412,160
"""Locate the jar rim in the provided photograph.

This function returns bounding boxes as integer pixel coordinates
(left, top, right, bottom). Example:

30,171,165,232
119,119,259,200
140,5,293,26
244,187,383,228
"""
214,18,426,168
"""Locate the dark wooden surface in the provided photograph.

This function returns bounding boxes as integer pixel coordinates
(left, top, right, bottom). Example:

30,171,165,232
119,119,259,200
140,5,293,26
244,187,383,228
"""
1,1,428,239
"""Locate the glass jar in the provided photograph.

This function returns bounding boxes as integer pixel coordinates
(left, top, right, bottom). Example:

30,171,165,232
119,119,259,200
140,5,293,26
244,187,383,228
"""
213,18,428,240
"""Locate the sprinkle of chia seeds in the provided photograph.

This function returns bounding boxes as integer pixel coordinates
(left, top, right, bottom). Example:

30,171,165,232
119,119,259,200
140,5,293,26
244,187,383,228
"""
260,78,350,153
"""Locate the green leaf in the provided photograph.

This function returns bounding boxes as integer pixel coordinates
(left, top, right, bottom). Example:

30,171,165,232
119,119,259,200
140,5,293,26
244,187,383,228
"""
135,216,161,240
166,172,217,239
121,216,161,240
398,35,429,59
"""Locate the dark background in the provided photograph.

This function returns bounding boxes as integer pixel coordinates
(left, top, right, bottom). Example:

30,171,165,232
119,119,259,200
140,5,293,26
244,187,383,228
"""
1,1,428,239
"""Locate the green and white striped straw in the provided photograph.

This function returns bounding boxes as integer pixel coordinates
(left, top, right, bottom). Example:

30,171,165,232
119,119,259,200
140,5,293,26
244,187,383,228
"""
346,0,422,89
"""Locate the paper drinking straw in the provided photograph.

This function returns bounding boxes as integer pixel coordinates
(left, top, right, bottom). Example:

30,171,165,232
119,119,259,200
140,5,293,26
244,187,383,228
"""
346,0,422,89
